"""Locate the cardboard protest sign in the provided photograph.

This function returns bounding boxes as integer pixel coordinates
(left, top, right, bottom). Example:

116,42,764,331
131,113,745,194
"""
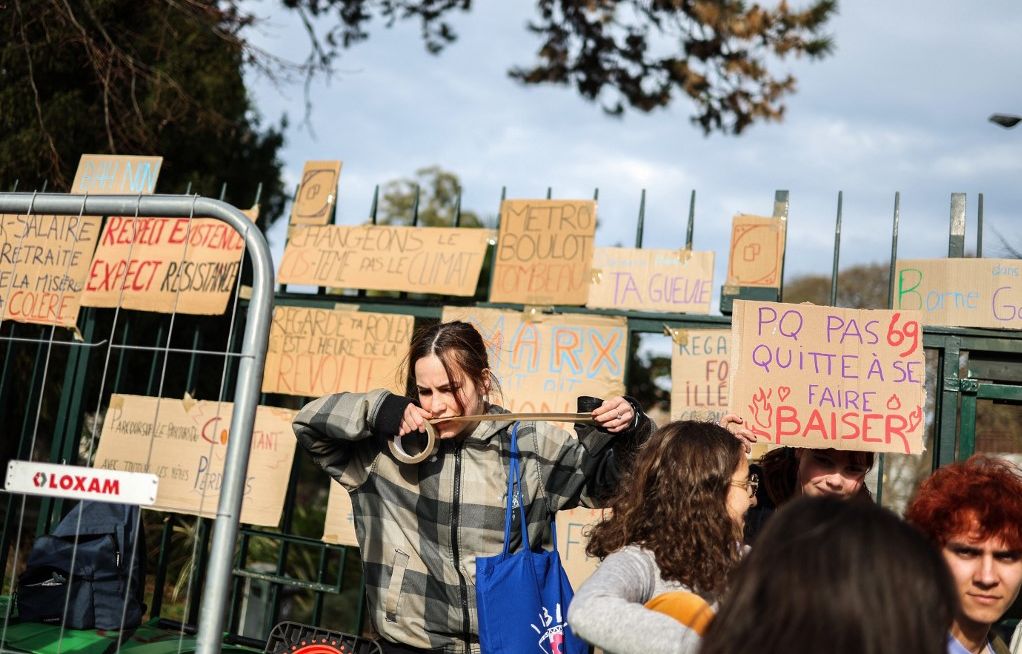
322,484,359,547
279,225,494,296
71,155,162,195
242,205,260,222
725,214,785,288
490,199,596,305
263,305,412,397
290,161,341,226
556,507,610,589
894,258,1022,330
587,247,714,313
442,306,626,586
81,215,247,314
93,394,297,526
0,214,102,327
729,301,926,454
670,329,731,423
441,306,627,413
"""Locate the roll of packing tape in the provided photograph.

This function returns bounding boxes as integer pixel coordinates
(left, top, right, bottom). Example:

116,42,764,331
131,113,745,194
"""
388,421,439,465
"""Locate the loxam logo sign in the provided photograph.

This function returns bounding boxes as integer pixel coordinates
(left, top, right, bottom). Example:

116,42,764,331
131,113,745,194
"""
6,461,157,506
31,470,121,495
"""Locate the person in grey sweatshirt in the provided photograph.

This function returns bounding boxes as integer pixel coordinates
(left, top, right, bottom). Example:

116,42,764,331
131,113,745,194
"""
567,421,756,654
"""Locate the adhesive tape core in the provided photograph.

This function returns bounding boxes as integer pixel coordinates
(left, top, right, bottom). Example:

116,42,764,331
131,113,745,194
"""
388,421,438,465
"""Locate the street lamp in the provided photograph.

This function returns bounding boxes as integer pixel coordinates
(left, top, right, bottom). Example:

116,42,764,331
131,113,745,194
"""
989,113,1022,129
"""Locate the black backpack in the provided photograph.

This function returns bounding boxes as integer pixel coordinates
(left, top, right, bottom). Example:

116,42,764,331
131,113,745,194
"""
16,501,147,630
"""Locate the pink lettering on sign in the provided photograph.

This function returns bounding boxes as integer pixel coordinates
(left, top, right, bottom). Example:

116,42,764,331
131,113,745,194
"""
731,301,926,454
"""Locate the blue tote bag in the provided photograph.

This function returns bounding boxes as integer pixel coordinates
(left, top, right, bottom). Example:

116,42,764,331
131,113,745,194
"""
475,423,588,654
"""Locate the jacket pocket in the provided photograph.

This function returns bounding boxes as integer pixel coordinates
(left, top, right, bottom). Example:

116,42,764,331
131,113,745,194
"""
384,548,410,622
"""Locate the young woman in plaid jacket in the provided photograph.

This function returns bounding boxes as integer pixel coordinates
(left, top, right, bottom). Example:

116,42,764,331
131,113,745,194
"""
294,320,654,654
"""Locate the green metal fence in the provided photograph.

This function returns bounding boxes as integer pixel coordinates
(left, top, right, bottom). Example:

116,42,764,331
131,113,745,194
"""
1,184,1020,651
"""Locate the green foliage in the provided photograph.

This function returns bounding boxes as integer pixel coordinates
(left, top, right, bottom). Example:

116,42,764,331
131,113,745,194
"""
627,334,671,414
1,0,287,230
377,166,487,227
277,0,837,134
783,262,892,309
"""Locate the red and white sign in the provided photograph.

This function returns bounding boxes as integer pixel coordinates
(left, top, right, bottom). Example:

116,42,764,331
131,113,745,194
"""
5,461,159,506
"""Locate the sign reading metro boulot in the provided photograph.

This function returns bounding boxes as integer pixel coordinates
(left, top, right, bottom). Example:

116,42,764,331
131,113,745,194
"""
729,300,926,455
490,199,596,305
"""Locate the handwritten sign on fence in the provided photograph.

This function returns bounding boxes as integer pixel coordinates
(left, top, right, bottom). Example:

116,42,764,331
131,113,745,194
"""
290,160,342,226
442,306,626,413
0,214,102,327
323,484,359,547
894,258,1022,330
442,306,626,587
93,394,297,526
587,247,714,313
263,305,411,397
556,507,610,589
490,199,596,305
729,301,926,454
726,214,785,287
80,216,247,314
670,329,731,423
279,225,494,296
71,155,162,195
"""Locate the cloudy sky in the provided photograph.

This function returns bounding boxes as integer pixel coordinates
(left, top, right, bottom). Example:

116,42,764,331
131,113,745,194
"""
247,1,1022,300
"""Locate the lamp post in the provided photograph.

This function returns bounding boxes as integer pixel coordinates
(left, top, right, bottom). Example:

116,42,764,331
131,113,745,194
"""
989,113,1022,128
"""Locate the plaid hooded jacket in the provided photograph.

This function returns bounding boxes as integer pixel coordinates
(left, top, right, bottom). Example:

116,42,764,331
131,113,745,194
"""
293,388,653,653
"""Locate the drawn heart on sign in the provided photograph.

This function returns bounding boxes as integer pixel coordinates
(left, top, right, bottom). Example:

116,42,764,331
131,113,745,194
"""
886,395,902,411
908,406,923,432
777,386,791,402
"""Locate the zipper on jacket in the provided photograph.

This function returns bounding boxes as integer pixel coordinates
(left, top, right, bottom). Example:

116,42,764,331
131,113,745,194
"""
449,440,472,650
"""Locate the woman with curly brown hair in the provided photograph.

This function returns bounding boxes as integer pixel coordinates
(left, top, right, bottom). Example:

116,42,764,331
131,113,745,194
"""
566,421,755,654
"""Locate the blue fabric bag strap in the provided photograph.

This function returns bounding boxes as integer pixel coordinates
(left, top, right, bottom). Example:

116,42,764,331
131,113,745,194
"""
501,422,558,557
501,422,528,555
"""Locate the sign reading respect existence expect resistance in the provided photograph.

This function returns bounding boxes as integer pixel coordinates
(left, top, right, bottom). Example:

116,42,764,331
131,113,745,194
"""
729,301,927,455
80,215,249,314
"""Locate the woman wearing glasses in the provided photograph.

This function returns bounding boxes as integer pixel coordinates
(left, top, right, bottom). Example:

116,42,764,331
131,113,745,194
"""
743,447,874,544
566,421,756,654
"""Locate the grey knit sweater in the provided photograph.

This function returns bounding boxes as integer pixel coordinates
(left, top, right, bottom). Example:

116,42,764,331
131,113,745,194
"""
567,545,713,654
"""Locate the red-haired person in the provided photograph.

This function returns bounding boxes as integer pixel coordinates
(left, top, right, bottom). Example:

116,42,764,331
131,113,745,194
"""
905,455,1022,654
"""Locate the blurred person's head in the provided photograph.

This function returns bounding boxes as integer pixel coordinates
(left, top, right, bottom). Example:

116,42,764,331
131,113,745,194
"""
702,496,957,654
759,447,874,504
905,455,1022,649
586,420,752,596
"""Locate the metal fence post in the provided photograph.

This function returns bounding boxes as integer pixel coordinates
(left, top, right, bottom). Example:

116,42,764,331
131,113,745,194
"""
0,193,274,654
